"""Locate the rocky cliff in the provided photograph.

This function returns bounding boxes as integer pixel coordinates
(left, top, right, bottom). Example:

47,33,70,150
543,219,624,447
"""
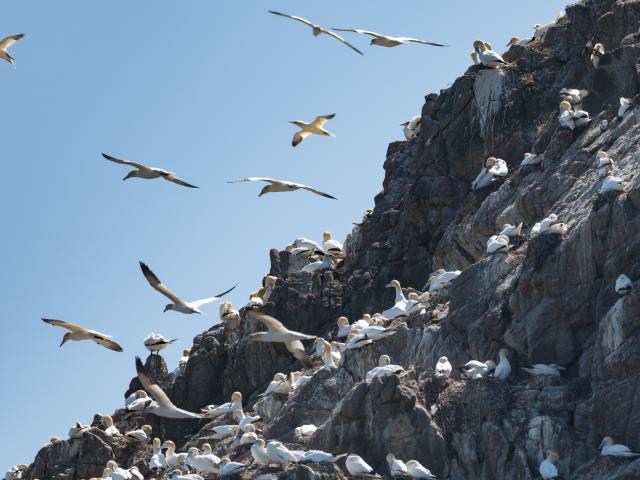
17,0,640,479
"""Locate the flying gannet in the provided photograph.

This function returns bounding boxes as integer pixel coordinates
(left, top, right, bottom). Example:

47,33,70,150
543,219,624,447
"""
135,356,203,419
289,114,336,147
472,157,508,190
521,152,541,166
591,43,604,67
600,175,625,193
401,115,422,141
500,223,523,237
41,318,124,352
522,364,565,376
251,439,270,465
201,391,243,418
345,454,381,478
615,274,633,295
462,359,496,379
387,454,408,477
366,355,405,380
406,460,436,479
494,349,511,380
600,437,640,457
425,269,461,292
227,177,337,199
539,451,559,479
144,332,177,354
101,415,121,436
185,447,220,474
333,28,445,48
178,348,190,368
618,97,633,119
125,425,152,442
0,34,24,67
435,356,452,378
268,11,363,55
149,438,168,471
247,310,316,366
102,153,198,188
472,40,507,68
139,262,236,314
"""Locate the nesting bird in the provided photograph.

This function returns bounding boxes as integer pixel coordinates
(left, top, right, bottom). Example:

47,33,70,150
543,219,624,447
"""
506,36,532,47
101,415,121,436
472,157,508,190
559,88,589,105
401,115,422,141
201,391,243,418
531,214,567,236
539,451,560,479
522,364,565,376
435,356,452,378
426,269,461,291
382,279,411,319
618,97,633,119
595,151,614,178
600,175,625,194
219,302,240,329
386,454,408,477
366,355,405,380
591,42,604,67
149,438,168,471
520,152,541,166
615,274,633,295
487,235,510,255
125,425,152,442
494,349,511,380
472,40,507,68
600,437,640,457
462,359,496,379
558,100,591,130
178,348,191,368
500,223,523,237
345,454,380,477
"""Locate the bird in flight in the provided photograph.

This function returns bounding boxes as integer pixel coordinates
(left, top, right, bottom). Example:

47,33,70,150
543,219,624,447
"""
227,177,337,199
268,11,363,55
289,114,336,147
41,318,124,352
139,262,236,314
332,28,445,48
102,153,198,188
0,34,25,66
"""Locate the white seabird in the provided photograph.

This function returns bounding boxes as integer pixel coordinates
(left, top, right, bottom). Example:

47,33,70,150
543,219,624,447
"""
333,28,445,48
301,254,335,273
291,370,312,389
185,447,220,474
101,415,121,436
470,51,479,64
591,43,604,67
322,231,344,257
295,424,318,439
211,425,241,440
425,269,461,292
559,100,591,129
500,223,523,237
618,97,633,119
615,274,633,295
346,325,394,349
472,40,507,68
0,34,24,67
387,454,408,477
201,391,243,418
247,310,316,366
595,151,614,178
600,175,625,193
494,349,511,380
522,364,565,376
139,262,235,314
262,275,278,302
125,425,152,442
41,318,123,352
487,235,510,255
345,454,381,477
301,449,346,463
531,214,567,236
135,356,203,419
435,356,452,378
289,114,336,147
366,355,405,380
168,470,202,480
600,436,640,457
472,157,508,190
178,348,191,368
239,424,259,445
251,439,270,465
129,467,143,480
266,440,302,465
401,115,422,141
320,339,338,367
336,316,364,338
163,440,188,467
219,302,240,330
462,360,496,379
268,11,363,55
520,152,541,166
232,409,260,429
506,36,533,47
559,88,589,105
219,458,246,476
68,421,91,439
406,460,436,479
144,332,177,354
263,372,290,395
102,153,198,188
149,437,168,471
539,451,559,479
106,461,132,480
227,177,337,199
382,279,410,319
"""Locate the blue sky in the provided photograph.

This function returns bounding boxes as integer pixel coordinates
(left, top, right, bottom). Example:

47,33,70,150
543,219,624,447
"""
0,0,565,470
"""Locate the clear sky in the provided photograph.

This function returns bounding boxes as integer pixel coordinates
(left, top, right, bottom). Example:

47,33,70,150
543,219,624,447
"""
0,0,565,471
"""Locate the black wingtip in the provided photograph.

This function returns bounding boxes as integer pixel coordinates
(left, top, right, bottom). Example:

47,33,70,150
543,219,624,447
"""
135,356,145,374
139,261,149,273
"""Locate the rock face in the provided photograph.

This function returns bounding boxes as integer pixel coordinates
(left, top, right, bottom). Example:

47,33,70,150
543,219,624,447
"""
16,0,640,479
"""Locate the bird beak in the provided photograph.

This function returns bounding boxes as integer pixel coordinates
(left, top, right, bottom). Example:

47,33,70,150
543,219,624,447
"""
163,306,170,312
258,191,265,197
385,282,393,288
59,338,68,347
288,121,296,125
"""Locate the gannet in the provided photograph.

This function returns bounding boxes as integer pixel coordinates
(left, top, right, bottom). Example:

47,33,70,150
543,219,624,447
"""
401,115,422,141
522,364,565,376
600,437,640,457
366,355,405,380
163,441,188,467
559,88,589,105
595,151,614,178
125,389,147,407
252,439,270,465
382,280,410,319
106,461,132,480
227,177,337,199
521,152,541,166
262,275,278,302
387,454,408,477
345,454,381,477
558,100,591,130
168,470,202,480
615,274,633,295
472,40,507,68
219,458,246,476
149,438,168,471
471,157,508,190
591,43,604,67
68,421,90,439
487,234,510,255
506,36,532,47
301,450,347,463
139,262,235,314
292,236,323,252
337,316,360,338
291,370,312,389
129,467,143,480
48,436,61,445
211,425,241,440
239,424,259,445
494,349,511,380
125,424,152,442
619,97,633,119
301,254,335,273
321,339,337,367
435,356,452,378
101,415,121,436
102,153,198,188
425,269,461,292
267,440,302,465
0,34,24,67
201,391,243,418
144,332,177,354
263,373,289,395
500,223,523,237
322,231,344,257
178,349,190,368
600,176,625,193
289,114,336,147
345,331,372,349
539,451,559,479
101,467,114,480
531,214,567,235
41,318,123,352
248,289,265,307
247,310,315,366
333,28,445,48
295,424,317,439
406,460,436,479
470,51,479,64
346,325,394,349
185,447,220,474
232,409,260,429
4,466,28,480
268,11,363,54
462,360,496,379
219,302,240,330
135,356,203,419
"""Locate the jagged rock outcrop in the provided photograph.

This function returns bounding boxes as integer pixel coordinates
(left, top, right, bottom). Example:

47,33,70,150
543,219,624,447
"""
16,0,640,479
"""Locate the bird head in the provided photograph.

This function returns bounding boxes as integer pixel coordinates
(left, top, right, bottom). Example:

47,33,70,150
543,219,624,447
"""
231,391,243,401
60,333,71,347
559,100,572,111
472,40,486,52
385,279,401,289
258,185,271,197
485,360,497,369
337,316,349,327
323,231,332,241
163,304,174,312
379,355,391,366
600,436,614,448
438,355,449,363
546,451,560,462
370,38,380,46
141,425,152,434
507,37,519,47
122,171,137,181
386,453,396,464
485,156,498,168
289,120,305,127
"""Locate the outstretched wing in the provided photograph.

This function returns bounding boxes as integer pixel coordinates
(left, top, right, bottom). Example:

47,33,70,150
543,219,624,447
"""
332,28,382,39
93,336,124,352
190,284,237,308
292,130,311,147
295,183,337,199
247,311,286,332
162,173,199,188
323,31,363,55
0,34,24,50
139,262,184,305
135,356,175,409
311,113,336,128
287,340,314,367
41,318,85,333
268,11,314,28
227,177,277,184
396,37,446,47
101,153,147,170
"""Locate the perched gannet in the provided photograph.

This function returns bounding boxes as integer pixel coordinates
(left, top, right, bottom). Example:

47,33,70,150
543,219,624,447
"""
4,465,28,480
268,11,363,55
101,415,121,436
263,373,289,395
201,391,243,418
185,447,220,474
68,421,90,439
615,274,633,295
295,424,317,439
619,97,633,119
435,356,452,378
539,451,559,479
345,330,372,350
522,364,565,376
336,316,359,338
472,40,507,68
462,360,496,379
100,467,114,480
48,436,61,445
102,153,198,188
531,214,567,235
345,454,381,477
135,356,203,419
600,437,640,457
471,157,508,190
600,176,625,193
149,438,168,471
301,450,347,463
139,262,235,314
558,100,591,129
227,177,337,199
211,425,241,440
406,460,436,479
387,454,408,477
252,438,270,465
506,36,532,47
125,389,147,407
596,151,614,178
232,409,260,429
333,28,445,48
366,355,405,380
219,302,240,330
267,440,302,465
494,349,511,380
521,152,541,166
425,269,461,292
320,339,337,367
347,325,394,349
219,457,246,476
487,235,510,255
382,280,411,319
591,43,604,67
247,310,316,366
144,332,177,354
125,424,152,442
106,461,132,480
178,349,190,368
500,223,523,237
41,318,124,352
239,424,259,445
0,34,25,67
301,254,335,273
129,467,143,480
291,370,312,389
322,231,344,257
168,470,202,480
162,440,188,467
401,115,422,141
289,114,336,147
559,88,589,105
262,275,278,302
